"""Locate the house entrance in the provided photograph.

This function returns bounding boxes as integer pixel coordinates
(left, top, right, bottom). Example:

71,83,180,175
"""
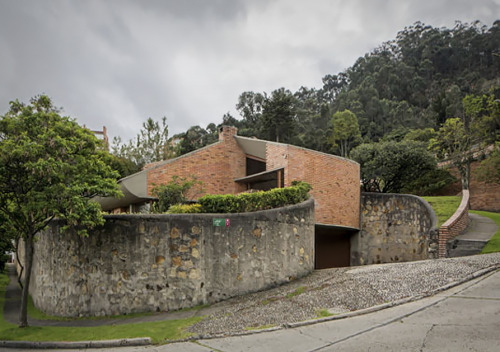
314,224,356,269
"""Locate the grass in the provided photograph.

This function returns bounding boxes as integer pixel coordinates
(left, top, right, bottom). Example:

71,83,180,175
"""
0,272,204,344
27,296,208,322
422,196,500,254
471,210,500,254
422,196,461,227
315,309,333,318
285,286,306,299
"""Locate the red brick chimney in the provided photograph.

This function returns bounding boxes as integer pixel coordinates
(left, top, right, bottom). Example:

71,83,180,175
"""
218,126,238,141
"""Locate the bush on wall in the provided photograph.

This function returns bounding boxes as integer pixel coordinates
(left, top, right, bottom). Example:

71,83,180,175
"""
167,203,202,214
151,176,203,213
197,181,312,213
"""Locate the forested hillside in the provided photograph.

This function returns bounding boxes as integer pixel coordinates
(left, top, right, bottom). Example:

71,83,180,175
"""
173,20,500,156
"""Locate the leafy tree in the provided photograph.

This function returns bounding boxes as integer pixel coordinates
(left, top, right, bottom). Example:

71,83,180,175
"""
351,140,436,193
151,176,203,213
178,125,209,155
401,169,456,196
429,118,473,189
112,117,174,169
329,109,361,157
236,91,265,126
0,95,121,327
107,154,141,179
430,92,498,189
0,212,14,272
261,88,297,143
476,146,500,184
403,128,437,145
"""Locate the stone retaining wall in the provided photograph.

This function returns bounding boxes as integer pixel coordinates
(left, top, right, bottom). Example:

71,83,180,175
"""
352,193,439,265
23,199,314,317
438,189,470,258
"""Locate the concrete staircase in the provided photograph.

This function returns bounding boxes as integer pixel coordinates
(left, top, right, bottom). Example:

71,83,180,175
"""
447,213,498,258
447,238,488,257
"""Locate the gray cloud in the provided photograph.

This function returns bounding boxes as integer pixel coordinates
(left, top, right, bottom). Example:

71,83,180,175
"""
1,0,498,143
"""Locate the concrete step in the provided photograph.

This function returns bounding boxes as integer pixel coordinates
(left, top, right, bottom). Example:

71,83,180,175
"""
447,239,488,258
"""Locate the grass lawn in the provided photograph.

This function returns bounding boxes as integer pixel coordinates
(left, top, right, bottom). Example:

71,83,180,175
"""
422,196,461,227
422,196,500,254
0,272,203,344
471,210,500,254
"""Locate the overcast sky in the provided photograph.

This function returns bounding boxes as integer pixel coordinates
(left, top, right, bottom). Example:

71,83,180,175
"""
1,0,499,143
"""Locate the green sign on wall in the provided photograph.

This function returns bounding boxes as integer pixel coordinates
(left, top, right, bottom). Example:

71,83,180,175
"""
213,218,230,227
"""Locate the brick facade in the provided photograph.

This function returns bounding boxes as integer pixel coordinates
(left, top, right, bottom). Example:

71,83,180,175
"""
135,127,360,229
266,143,360,228
147,127,247,198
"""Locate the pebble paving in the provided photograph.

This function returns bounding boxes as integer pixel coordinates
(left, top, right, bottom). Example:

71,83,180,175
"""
188,253,500,336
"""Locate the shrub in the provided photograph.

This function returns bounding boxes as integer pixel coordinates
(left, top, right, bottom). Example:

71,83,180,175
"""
198,181,312,213
151,176,203,213
402,169,456,196
167,203,202,214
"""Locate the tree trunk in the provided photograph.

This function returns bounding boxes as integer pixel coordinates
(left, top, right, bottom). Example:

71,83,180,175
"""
459,161,471,190
19,234,34,328
14,237,24,289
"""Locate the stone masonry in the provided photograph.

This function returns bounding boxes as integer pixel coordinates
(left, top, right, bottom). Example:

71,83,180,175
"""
23,199,315,317
352,193,439,265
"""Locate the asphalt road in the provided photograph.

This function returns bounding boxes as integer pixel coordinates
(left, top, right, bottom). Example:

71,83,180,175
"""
4,269,499,352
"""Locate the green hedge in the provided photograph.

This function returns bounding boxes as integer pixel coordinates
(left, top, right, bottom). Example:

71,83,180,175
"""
197,181,312,213
167,203,202,214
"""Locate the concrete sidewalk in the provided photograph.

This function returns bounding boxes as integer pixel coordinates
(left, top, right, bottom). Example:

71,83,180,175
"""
448,213,498,257
458,213,498,242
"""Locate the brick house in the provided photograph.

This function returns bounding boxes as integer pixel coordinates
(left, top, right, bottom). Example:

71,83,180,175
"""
98,126,361,267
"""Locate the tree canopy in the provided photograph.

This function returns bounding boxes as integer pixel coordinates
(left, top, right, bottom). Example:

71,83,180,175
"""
112,116,175,170
329,109,361,157
350,140,437,193
0,95,121,327
170,21,499,158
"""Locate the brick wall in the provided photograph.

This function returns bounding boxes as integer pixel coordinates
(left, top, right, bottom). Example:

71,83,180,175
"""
437,161,500,212
438,189,470,258
266,143,360,229
147,127,246,198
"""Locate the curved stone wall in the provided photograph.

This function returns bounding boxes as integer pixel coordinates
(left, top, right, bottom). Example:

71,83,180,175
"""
26,199,314,317
352,193,439,265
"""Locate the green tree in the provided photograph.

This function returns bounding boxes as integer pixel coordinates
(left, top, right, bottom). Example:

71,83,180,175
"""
476,146,500,184
329,109,361,157
261,88,297,143
430,93,497,189
0,212,14,272
0,95,121,327
351,140,436,193
107,154,141,179
151,176,203,213
112,117,174,169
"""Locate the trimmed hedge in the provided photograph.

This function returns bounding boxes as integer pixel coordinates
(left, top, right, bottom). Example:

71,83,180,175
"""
197,181,312,213
167,203,202,214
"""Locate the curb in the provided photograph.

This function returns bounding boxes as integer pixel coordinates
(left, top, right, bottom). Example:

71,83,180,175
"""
0,337,151,350
1,264,498,349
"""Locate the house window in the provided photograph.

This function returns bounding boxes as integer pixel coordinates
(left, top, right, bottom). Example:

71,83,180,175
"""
246,157,266,176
